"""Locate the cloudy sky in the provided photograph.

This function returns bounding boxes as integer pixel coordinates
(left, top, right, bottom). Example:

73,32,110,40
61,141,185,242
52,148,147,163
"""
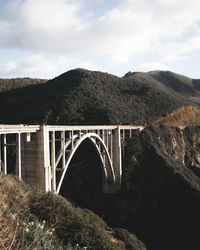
0,0,200,79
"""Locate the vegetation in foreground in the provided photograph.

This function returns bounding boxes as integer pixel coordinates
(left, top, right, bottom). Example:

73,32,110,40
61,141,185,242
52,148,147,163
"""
0,173,145,249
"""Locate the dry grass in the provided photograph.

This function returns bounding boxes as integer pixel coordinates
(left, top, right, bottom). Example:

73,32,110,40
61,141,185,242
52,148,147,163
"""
152,105,200,126
0,199,17,249
105,230,119,244
0,173,29,210
0,173,28,249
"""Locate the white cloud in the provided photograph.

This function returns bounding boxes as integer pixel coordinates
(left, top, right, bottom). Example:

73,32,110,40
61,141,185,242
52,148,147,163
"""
136,63,170,72
89,7,153,58
0,0,86,52
0,53,101,78
74,61,99,71
0,0,200,77
162,36,200,61
23,0,88,53
0,54,70,78
0,20,13,38
1,0,200,56
0,61,16,75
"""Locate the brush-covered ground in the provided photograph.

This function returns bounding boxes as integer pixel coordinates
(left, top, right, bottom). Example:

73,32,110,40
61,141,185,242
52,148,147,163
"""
0,173,146,250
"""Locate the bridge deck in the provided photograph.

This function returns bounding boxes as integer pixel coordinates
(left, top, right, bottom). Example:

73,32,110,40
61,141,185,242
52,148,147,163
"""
44,125,144,131
0,124,145,133
0,125,40,134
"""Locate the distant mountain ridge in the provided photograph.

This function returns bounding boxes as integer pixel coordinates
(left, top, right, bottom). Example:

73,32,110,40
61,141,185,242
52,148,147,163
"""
0,68,199,125
0,77,47,93
124,70,200,105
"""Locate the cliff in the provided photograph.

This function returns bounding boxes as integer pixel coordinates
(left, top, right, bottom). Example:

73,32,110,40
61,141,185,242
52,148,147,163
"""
121,126,200,250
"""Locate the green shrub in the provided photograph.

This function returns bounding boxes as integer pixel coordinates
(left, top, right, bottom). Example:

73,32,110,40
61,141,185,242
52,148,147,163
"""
28,190,120,249
0,174,120,249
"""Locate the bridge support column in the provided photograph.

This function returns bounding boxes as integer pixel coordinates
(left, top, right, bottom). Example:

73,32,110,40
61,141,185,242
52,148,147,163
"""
16,133,22,180
21,125,51,191
113,126,122,192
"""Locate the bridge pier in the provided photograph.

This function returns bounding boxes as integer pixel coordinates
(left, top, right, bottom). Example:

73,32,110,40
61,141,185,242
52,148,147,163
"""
113,127,122,192
21,125,51,191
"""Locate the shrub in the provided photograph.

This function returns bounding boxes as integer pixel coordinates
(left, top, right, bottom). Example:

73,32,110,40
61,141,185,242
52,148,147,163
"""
29,190,120,249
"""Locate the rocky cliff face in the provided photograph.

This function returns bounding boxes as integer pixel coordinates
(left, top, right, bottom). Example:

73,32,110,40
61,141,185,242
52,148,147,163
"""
129,126,200,177
121,126,200,250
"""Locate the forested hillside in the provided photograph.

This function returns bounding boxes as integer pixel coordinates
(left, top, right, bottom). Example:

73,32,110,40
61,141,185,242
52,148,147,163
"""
1,68,199,125
124,70,200,106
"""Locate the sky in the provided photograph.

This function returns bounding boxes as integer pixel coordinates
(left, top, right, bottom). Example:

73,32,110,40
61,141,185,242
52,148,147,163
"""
0,0,200,79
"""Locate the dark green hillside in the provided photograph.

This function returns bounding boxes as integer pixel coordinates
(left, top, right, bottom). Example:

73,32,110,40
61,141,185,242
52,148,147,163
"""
148,70,198,93
0,77,47,93
0,68,189,125
125,70,200,106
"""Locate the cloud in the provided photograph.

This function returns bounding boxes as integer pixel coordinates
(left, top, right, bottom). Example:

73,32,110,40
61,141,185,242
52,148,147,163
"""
161,36,200,61
0,0,200,78
0,53,101,78
0,54,69,78
0,0,87,52
74,61,99,71
1,0,200,55
136,63,170,72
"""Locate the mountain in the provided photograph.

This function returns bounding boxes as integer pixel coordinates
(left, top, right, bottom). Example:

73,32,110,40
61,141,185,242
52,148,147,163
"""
0,68,199,125
124,70,200,106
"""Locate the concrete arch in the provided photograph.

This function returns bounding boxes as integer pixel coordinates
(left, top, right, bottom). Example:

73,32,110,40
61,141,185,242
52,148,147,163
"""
56,133,115,194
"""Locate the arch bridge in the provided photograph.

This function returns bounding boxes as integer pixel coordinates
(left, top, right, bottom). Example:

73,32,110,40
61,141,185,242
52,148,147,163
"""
0,125,144,193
